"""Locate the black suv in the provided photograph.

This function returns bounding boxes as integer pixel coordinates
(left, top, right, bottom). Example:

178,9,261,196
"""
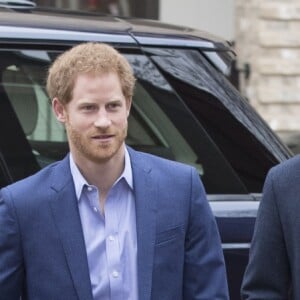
0,1,292,299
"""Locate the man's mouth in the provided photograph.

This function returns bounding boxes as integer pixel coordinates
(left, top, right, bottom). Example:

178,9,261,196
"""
91,134,114,141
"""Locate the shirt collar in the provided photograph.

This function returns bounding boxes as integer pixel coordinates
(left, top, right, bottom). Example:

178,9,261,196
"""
69,147,133,201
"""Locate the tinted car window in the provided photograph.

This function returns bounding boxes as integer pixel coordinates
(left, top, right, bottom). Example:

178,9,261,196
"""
148,48,288,192
0,47,250,195
126,53,247,194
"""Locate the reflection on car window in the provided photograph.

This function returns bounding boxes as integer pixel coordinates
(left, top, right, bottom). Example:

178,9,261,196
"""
129,82,203,174
2,57,67,168
0,52,41,184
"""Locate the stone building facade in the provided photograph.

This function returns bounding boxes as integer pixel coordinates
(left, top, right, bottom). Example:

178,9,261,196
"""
235,0,300,150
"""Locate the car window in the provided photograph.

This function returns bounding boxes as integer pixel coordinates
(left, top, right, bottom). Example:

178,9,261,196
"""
125,53,248,194
147,48,288,192
0,48,249,195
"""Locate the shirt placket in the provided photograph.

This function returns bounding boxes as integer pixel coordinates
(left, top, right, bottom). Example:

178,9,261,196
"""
104,186,123,300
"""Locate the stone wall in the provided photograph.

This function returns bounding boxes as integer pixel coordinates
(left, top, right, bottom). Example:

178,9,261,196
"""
235,0,300,149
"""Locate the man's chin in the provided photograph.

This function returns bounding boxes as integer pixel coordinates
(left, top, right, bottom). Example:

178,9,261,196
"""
88,152,113,163
87,148,121,164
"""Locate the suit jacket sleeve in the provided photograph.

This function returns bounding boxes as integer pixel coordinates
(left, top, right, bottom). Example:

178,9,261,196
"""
0,189,23,300
241,168,290,299
183,168,229,299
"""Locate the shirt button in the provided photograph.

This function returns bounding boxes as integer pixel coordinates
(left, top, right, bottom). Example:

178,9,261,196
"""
112,271,119,278
108,235,115,242
87,186,93,192
93,207,98,212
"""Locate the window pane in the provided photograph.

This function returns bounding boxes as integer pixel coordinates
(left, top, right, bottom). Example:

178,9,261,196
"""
126,54,248,194
149,48,287,192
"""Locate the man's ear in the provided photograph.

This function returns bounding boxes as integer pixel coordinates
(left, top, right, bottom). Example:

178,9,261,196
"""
52,97,67,123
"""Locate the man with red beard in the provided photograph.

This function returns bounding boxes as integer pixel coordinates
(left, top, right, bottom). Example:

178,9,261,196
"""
0,43,228,300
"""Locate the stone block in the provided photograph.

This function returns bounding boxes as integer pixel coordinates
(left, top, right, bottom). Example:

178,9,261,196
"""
257,76,300,103
258,54,300,75
259,20,300,47
260,3,300,20
257,104,300,131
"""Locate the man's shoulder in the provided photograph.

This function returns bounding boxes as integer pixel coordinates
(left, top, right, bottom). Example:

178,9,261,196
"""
270,155,300,178
266,155,300,192
1,157,69,203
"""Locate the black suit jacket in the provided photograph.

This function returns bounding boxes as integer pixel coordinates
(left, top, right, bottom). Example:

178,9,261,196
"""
241,155,300,299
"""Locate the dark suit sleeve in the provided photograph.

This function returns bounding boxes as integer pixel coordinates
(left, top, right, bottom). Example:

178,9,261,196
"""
241,169,290,299
0,189,24,300
183,168,229,299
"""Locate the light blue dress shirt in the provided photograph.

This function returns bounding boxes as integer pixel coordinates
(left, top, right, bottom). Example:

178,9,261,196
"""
69,149,138,300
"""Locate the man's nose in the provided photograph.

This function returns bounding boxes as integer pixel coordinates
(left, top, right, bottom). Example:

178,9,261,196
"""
93,110,112,128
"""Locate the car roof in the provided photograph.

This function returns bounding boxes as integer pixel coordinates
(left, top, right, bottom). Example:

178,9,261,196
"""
0,7,232,51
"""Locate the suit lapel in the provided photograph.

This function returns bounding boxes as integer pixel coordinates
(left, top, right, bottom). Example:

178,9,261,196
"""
129,148,157,300
49,150,157,300
49,156,93,300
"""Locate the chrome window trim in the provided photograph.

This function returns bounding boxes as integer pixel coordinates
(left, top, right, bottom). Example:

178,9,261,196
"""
210,201,259,217
133,36,218,49
0,0,36,9
0,25,134,43
0,26,226,49
203,51,230,75
208,194,261,202
222,243,250,250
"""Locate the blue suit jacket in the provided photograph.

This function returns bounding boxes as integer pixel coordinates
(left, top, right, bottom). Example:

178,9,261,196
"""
0,147,228,300
242,155,300,299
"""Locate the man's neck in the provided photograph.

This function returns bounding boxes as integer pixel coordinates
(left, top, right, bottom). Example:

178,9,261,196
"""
72,147,126,195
